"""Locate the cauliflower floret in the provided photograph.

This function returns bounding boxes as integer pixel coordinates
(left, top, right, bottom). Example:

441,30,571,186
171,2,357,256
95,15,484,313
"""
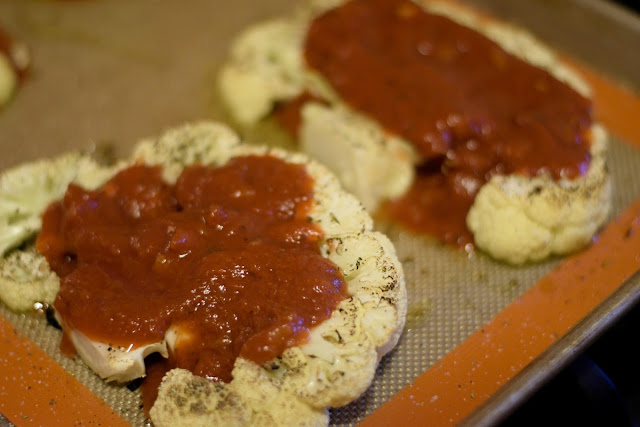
151,363,329,427
218,19,308,126
131,121,241,183
467,125,611,264
0,152,120,257
0,153,82,256
0,246,59,312
0,152,123,310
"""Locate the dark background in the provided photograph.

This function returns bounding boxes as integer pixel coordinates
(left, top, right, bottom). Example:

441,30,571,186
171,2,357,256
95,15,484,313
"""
501,2,640,425
501,303,640,426
613,0,640,12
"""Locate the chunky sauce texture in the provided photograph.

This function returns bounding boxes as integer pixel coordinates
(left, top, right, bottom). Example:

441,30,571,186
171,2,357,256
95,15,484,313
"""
37,156,347,386
302,0,593,247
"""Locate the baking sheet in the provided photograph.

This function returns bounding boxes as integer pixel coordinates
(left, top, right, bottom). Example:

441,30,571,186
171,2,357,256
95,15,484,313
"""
1,0,640,425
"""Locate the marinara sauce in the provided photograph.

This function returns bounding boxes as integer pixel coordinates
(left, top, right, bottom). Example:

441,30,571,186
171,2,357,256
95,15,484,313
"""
299,0,592,247
36,156,347,403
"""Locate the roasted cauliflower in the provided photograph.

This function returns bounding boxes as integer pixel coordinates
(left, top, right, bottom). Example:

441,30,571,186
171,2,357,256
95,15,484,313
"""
0,122,407,426
467,125,611,264
217,0,612,264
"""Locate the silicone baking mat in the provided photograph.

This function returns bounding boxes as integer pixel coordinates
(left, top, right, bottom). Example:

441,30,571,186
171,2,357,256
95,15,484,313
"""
1,0,639,425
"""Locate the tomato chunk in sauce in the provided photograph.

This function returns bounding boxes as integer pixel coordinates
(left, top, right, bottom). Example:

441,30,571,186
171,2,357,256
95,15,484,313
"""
292,0,593,247
37,156,348,389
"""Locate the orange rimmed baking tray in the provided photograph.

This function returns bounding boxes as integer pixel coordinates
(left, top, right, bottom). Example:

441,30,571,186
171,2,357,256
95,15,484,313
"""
1,0,640,425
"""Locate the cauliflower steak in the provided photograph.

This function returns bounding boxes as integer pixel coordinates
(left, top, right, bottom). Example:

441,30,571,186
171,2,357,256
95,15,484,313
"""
0,122,407,426
218,0,612,264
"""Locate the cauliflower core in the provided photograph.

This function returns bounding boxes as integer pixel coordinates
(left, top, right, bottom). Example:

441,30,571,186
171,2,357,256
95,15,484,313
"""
0,122,407,426
218,0,612,264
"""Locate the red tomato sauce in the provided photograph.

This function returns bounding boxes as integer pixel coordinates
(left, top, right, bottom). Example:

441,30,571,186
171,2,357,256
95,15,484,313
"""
36,156,347,397
291,0,593,247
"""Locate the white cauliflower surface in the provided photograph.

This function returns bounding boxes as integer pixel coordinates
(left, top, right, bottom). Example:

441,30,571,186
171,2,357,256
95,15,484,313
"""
58,319,172,383
218,18,308,127
0,122,407,427
299,103,416,211
467,125,611,265
218,0,612,264
0,153,122,311
0,246,59,312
